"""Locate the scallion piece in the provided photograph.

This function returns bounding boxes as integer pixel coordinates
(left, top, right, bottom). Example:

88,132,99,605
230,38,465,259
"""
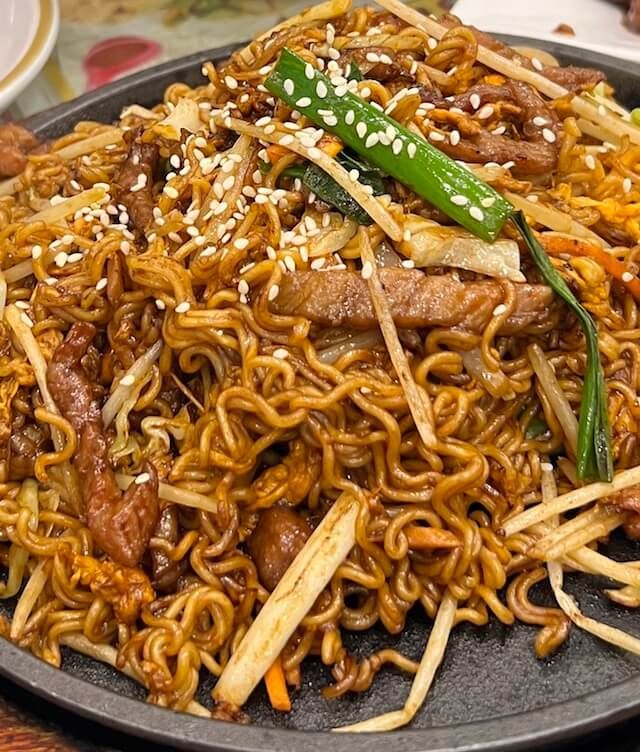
266,48,512,243
265,49,613,481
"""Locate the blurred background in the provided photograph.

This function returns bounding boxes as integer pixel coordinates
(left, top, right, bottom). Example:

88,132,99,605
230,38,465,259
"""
6,0,640,119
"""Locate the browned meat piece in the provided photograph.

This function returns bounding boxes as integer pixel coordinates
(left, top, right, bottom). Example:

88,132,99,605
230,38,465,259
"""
0,123,40,177
113,128,158,233
606,484,640,539
420,83,511,111
150,505,186,591
339,46,407,83
247,506,312,591
440,14,605,93
8,423,47,481
47,322,159,567
507,80,560,143
271,271,553,334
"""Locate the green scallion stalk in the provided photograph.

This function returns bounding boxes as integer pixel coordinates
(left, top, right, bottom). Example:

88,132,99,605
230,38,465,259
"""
266,48,512,243
265,48,613,481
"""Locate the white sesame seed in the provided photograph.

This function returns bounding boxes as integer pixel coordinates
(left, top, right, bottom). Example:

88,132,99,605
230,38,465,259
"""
273,348,289,360
361,260,373,280
531,57,543,71
429,131,445,142
533,116,548,127
20,312,33,328
356,122,367,140
526,194,539,203
61,234,74,245
155,298,166,310
622,271,634,283
54,252,68,267
201,246,217,258
67,252,83,263
120,373,136,386
283,255,296,272
31,245,42,260
175,301,191,314
407,143,417,159
310,258,326,270
316,80,328,98
427,37,438,50
469,206,484,222
541,462,554,472
284,78,295,96
624,177,633,194
450,195,468,206
224,75,238,90
469,93,481,110
15,301,29,310
170,154,181,169
365,133,379,148
133,472,151,485
305,63,315,79
493,304,507,316
360,86,371,98
238,279,250,296
542,128,556,144
477,104,494,120
401,259,415,269
585,154,596,170
481,196,496,208
391,138,403,156
164,185,179,199
450,129,461,146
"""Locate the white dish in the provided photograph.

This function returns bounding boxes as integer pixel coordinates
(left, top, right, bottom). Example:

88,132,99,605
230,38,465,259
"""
0,0,59,112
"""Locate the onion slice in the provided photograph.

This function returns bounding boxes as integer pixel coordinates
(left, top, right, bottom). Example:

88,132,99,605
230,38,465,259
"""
115,474,218,514
213,490,359,707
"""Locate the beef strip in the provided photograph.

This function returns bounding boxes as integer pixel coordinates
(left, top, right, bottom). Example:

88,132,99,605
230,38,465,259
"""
339,46,408,83
421,81,560,175
47,322,159,567
150,505,186,591
271,270,553,334
113,128,159,233
440,14,605,93
0,124,40,177
247,506,312,591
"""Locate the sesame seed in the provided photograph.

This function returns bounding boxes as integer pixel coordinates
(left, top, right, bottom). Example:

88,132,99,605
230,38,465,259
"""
481,197,496,208
542,128,556,144
305,63,315,79
429,131,445,142
155,298,166,310
224,75,238,89
469,93,481,110
451,195,468,206
624,177,633,193
61,234,74,245
622,271,634,283
526,194,539,203
164,186,179,199
31,245,42,260
120,374,136,386
233,238,249,250
273,348,289,360
585,154,596,170
360,86,371,98
284,255,296,272
450,129,461,146
407,143,417,159
54,252,68,267
70,179,82,191
316,80,328,98
361,260,373,279
175,301,191,313
401,259,415,269
296,96,311,109
356,122,367,139
310,258,326,270
391,138,403,156
238,280,249,295
201,246,217,257
493,304,507,316
365,133,379,148
402,229,412,242
470,206,484,222
15,301,29,310
170,154,181,169
502,161,515,170
67,252,83,263
323,115,338,127
201,65,208,76
284,79,295,96
533,116,547,127
492,125,507,136
531,57,543,71
135,472,151,485
540,462,554,472
477,104,494,120
427,37,438,50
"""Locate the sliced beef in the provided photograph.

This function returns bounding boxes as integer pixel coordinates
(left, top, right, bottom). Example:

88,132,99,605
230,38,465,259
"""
150,505,186,591
113,127,158,233
440,14,605,93
47,322,159,567
0,124,40,177
339,46,407,83
247,506,312,591
271,270,553,334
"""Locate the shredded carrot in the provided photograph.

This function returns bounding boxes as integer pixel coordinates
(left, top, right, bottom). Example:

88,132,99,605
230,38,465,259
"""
405,525,460,550
264,656,291,712
540,234,640,301
317,134,343,157
266,144,290,164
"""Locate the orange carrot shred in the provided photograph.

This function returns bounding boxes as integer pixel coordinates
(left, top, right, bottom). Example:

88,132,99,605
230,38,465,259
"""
264,656,291,712
540,234,640,301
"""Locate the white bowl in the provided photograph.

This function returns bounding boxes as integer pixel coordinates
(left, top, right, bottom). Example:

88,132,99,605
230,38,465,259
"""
0,0,59,112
